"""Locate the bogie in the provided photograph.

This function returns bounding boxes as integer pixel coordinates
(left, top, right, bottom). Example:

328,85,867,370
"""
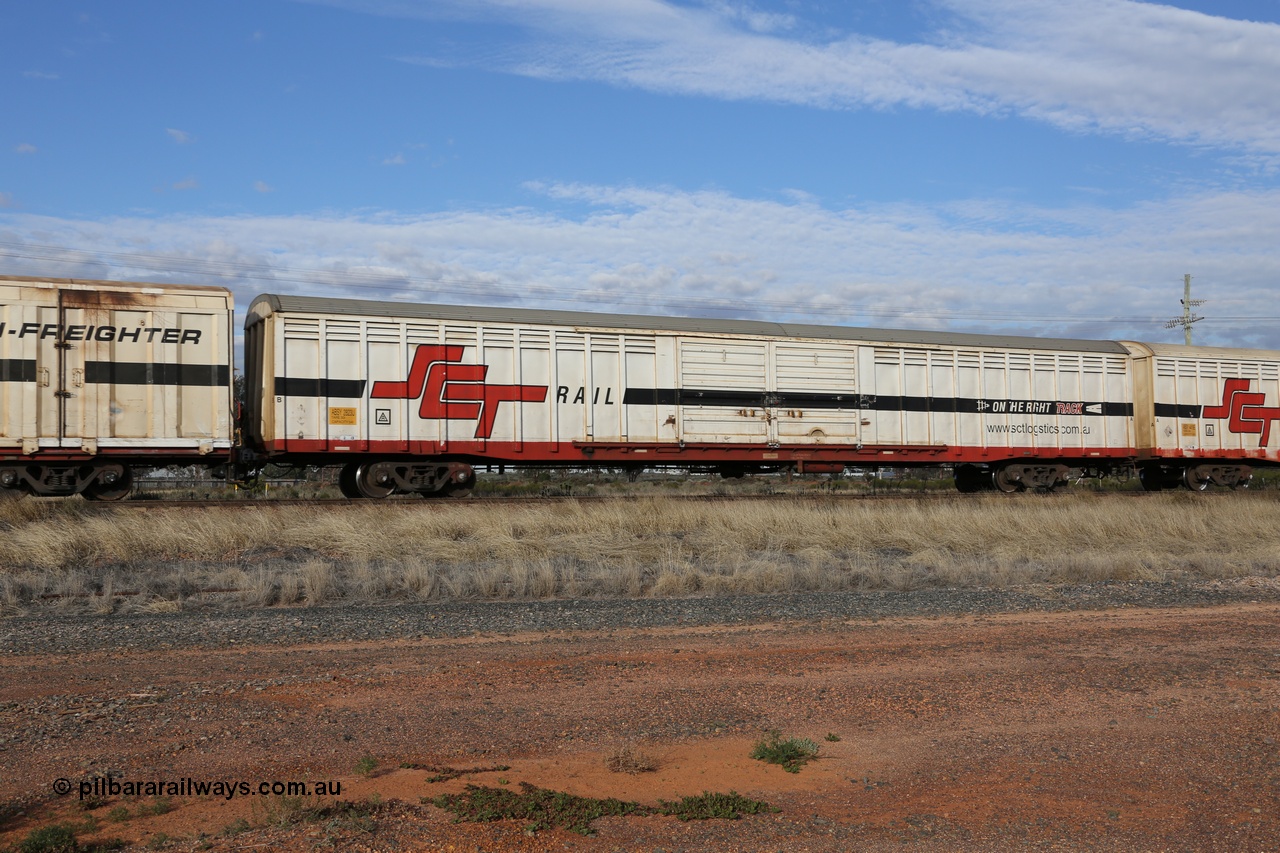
1139,463,1253,492
0,463,134,500
335,460,475,499
990,463,1069,494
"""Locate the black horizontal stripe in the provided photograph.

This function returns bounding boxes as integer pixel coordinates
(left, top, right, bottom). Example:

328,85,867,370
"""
870,396,1133,417
775,391,858,408
1154,403,1202,418
85,362,231,387
623,388,858,409
624,388,1132,416
677,388,770,407
275,377,368,398
0,358,36,382
622,388,678,406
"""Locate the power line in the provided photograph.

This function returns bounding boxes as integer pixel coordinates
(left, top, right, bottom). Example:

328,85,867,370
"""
0,240,1276,328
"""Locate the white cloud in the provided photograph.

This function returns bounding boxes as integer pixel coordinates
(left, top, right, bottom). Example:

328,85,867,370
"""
22,71,59,80
254,180,275,193
703,1,796,34
166,128,194,144
171,177,200,191
14,143,37,154
0,192,15,209
2,182,1277,348
382,153,406,166
367,0,1280,155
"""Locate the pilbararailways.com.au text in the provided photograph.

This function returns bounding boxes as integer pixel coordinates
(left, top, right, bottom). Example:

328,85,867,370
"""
57,774,342,801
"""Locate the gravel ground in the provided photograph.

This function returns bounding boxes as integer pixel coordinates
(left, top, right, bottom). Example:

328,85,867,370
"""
5,578,1280,852
6,578,1280,655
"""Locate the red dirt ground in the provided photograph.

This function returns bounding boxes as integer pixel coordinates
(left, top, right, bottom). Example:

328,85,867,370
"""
3,602,1279,851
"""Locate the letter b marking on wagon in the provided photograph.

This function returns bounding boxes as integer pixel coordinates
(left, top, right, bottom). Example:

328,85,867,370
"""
370,345,548,439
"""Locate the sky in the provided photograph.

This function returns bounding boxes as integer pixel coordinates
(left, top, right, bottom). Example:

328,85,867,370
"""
2,0,1280,349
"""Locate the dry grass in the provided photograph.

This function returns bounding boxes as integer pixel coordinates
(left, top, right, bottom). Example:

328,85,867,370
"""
605,744,660,774
1,492,1279,612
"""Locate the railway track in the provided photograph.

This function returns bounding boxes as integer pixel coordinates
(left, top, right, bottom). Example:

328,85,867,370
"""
91,489,1173,509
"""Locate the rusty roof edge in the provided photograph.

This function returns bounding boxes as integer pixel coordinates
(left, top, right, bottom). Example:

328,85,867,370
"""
0,273,232,295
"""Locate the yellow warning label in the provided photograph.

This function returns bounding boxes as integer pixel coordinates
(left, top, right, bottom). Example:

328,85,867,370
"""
1181,423,1197,437
329,407,358,426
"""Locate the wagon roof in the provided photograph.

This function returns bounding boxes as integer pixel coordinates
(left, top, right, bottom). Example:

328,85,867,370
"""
0,274,232,297
249,293,1133,354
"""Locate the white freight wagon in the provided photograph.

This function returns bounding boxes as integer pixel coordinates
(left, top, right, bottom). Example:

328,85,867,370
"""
1126,341,1280,489
245,294,1139,496
6,277,1275,500
0,276,234,499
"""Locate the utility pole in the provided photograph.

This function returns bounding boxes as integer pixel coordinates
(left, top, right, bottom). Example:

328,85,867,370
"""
1164,273,1205,346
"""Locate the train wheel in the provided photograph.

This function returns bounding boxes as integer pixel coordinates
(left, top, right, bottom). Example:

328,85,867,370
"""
1232,472,1253,490
442,481,474,499
83,469,134,502
954,464,986,493
354,463,395,499
338,463,362,499
992,466,1024,493
1182,466,1211,492
1137,465,1163,492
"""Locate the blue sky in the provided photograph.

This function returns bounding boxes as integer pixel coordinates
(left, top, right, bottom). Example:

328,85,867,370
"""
3,0,1280,348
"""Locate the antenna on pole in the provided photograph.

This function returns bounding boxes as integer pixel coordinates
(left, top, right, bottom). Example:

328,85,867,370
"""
1163,273,1205,345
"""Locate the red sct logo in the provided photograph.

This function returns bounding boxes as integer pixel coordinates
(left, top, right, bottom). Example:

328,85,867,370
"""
1202,378,1280,446
371,345,547,439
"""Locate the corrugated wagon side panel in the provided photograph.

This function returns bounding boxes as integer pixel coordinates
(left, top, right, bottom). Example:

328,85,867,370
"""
401,320,444,448
481,325,517,443
553,331,588,444
519,328,552,445
279,315,322,446
621,336,659,442
323,318,364,446
955,351,982,448
1105,356,1134,450
367,320,411,451
589,336,622,442
926,350,956,448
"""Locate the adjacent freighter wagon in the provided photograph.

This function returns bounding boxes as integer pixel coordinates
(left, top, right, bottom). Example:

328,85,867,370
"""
0,276,234,499
2,276,1277,499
